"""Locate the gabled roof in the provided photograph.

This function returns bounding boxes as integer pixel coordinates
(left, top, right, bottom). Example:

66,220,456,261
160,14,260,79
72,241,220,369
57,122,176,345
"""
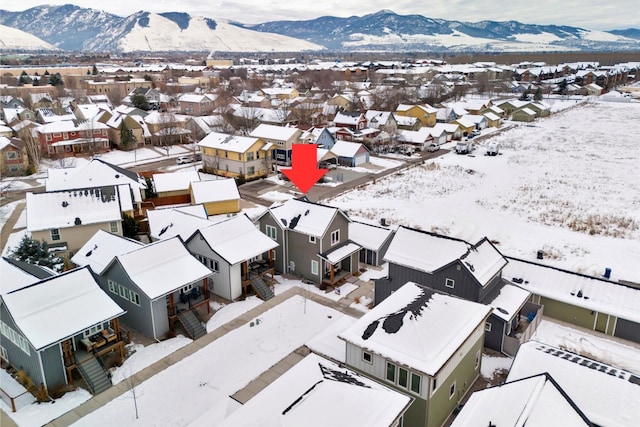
348,221,394,251
2,267,125,350
190,214,278,265
190,178,239,204
0,257,45,295
249,123,301,141
112,237,212,300
152,170,200,193
339,282,491,376
147,207,213,241
504,257,640,323
198,131,260,153
451,373,592,427
217,354,411,427
384,227,507,287
71,230,144,275
486,284,530,321
330,140,368,158
507,341,640,427
333,111,364,126
261,198,348,238
26,188,122,232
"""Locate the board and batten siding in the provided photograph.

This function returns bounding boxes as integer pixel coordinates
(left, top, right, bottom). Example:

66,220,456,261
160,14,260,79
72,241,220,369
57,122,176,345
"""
150,298,169,340
187,235,236,301
0,305,45,387
41,344,66,390
615,317,640,343
259,215,286,274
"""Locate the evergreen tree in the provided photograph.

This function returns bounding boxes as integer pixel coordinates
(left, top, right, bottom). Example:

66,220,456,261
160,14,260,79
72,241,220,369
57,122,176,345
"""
120,121,137,149
534,87,543,101
122,213,139,238
8,235,64,272
92,64,98,75
131,93,149,111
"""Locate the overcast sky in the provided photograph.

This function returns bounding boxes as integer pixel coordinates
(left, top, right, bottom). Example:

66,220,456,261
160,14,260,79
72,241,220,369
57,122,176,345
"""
4,0,639,31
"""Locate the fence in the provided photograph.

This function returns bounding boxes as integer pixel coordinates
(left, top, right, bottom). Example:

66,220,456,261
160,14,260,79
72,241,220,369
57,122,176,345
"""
502,303,544,356
0,386,34,412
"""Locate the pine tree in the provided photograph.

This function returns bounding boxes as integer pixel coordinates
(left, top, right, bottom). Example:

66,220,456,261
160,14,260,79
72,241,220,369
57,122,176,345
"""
8,235,64,272
120,121,137,150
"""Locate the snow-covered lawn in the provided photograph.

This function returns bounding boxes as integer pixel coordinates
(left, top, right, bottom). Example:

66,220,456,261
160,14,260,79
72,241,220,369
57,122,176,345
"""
1,387,91,427
328,101,640,283
72,296,349,426
480,355,513,381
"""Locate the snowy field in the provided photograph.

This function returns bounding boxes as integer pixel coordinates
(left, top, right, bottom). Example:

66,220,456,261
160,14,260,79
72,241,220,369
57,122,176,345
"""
328,101,640,283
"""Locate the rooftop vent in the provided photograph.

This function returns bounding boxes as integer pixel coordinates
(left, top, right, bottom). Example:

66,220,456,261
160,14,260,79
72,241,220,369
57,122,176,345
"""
74,217,82,225
61,201,69,208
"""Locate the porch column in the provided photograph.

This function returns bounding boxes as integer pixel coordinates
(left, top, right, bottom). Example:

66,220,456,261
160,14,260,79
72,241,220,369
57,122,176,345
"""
204,277,210,314
168,293,175,317
330,264,334,284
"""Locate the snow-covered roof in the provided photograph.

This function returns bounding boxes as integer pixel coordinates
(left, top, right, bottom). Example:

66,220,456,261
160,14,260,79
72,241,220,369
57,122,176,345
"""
26,188,122,232
348,221,393,251
193,214,278,265
1,267,125,350
198,131,260,153
45,159,146,203
330,140,366,158
190,178,239,204
0,257,42,294
333,111,362,126
461,114,487,125
70,230,144,275
152,170,200,193
340,282,491,376
507,341,640,427
249,124,301,141
113,237,212,300
483,112,501,121
265,199,345,238
487,284,530,321
397,128,433,143
504,257,640,323
384,227,506,286
148,208,214,241
451,373,591,427
321,242,361,264
217,354,410,427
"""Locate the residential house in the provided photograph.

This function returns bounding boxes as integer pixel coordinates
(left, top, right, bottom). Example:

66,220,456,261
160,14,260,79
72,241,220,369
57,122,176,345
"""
186,214,279,301
580,83,603,96
396,104,437,127
333,111,367,131
397,128,435,151
100,237,213,340
339,282,492,427
504,257,640,343
29,93,55,110
376,226,542,355
0,257,52,296
256,198,360,288
218,353,411,427
143,111,191,146
177,93,217,116
365,110,398,135
249,124,302,166
26,188,124,262
36,120,110,158
327,93,357,110
0,125,13,138
452,117,476,137
147,206,212,242
259,87,299,102
199,131,274,179
459,114,488,130
482,112,502,128
349,221,394,266
45,158,147,213
190,178,240,216
511,107,537,123
36,107,76,124
152,170,200,203
332,126,380,143
2,108,36,126
435,107,457,124
330,140,370,166
0,137,29,176
507,341,640,427
184,115,229,140
393,114,421,131
85,79,152,98
496,100,530,117
125,87,163,111
101,110,146,149
70,229,144,275
451,373,593,427
432,123,463,142
0,267,126,395
527,102,552,118
300,126,336,149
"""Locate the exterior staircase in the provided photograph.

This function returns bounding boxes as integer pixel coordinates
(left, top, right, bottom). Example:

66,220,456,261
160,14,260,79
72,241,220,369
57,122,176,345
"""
76,354,112,395
178,310,207,340
251,276,274,301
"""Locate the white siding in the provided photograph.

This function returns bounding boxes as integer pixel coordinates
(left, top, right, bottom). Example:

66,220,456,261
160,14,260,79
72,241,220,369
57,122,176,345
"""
229,263,242,300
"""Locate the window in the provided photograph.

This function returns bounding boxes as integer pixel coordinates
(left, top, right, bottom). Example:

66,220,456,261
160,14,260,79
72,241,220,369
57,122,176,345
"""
411,373,421,394
84,324,102,337
445,278,455,288
311,260,319,275
330,230,340,246
265,225,277,240
108,280,117,293
119,284,128,299
209,259,219,272
6,151,17,159
449,381,456,399
246,152,254,161
182,284,193,293
475,349,481,369
432,378,438,393
362,351,372,364
269,249,276,261
485,322,492,332
398,367,408,388
0,346,7,362
247,166,255,175
109,221,118,233
50,228,60,241
386,362,396,382
129,290,140,306
309,235,316,244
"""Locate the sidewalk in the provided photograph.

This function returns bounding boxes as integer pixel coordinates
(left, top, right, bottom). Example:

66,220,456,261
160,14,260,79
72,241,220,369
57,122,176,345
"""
45,284,369,426
0,201,25,254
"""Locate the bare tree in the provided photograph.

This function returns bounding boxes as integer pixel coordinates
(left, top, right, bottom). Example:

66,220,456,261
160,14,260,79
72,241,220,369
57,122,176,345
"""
17,127,41,173
122,369,141,420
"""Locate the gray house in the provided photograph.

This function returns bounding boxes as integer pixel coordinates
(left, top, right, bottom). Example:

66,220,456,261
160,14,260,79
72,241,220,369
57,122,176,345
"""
256,198,360,288
349,221,394,266
376,226,542,355
185,214,279,302
100,237,212,340
0,267,125,395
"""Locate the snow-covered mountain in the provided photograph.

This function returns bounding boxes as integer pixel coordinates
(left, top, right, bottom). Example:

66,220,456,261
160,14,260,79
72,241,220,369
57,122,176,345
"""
0,5,324,52
0,6,637,53
246,9,640,52
0,24,59,51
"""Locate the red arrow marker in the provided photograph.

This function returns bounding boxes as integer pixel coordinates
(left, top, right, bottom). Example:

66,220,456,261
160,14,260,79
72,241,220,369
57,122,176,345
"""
281,144,328,193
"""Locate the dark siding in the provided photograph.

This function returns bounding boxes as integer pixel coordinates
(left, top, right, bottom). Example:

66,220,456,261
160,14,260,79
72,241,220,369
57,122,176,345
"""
478,273,504,303
614,318,640,343
1,305,44,386
258,214,286,274
374,278,400,306
41,344,66,389
484,314,505,352
431,263,480,301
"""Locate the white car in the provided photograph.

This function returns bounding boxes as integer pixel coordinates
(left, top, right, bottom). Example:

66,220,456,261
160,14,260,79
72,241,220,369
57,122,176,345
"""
176,156,194,165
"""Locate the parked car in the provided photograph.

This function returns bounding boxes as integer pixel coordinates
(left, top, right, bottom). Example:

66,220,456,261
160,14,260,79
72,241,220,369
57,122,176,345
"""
194,152,202,161
455,140,474,154
427,143,440,152
319,161,338,170
486,142,500,156
176,156,194,164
